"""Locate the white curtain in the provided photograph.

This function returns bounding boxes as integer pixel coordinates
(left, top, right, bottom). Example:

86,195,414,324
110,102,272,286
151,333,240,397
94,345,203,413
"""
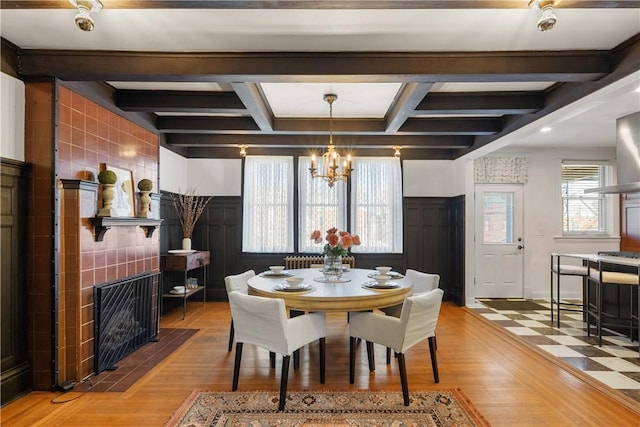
474,156,528,184
351,157,403,253
242,156,294,253
298,156,347,253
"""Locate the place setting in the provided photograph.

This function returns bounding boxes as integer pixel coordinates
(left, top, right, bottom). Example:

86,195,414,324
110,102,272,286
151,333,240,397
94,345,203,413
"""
273,276,314,293
260,265,294,278
366,266,404,279
363,267,402,290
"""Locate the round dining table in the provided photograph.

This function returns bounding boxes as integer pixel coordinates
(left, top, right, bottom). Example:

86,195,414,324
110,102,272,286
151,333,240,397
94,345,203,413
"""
247,268,412,312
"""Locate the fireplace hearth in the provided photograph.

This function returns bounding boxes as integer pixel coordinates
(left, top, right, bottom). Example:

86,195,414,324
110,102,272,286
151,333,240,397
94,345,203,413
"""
94,272,159,373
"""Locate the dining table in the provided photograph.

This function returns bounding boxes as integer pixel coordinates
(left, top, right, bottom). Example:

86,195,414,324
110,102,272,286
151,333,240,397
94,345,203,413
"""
247,267,413,313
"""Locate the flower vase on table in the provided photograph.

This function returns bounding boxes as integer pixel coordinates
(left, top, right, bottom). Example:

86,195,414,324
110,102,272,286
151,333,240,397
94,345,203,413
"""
310,227,361,282
323,255,343,281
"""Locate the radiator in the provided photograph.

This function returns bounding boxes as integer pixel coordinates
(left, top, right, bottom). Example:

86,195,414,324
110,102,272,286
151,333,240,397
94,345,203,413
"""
94,272,159,373
284,255,356,269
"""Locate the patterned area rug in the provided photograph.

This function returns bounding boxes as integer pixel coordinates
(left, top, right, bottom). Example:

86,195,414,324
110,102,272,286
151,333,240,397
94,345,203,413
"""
166,389,490,426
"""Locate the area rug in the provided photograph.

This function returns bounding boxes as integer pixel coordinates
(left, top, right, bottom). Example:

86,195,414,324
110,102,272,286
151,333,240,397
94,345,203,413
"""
476,298,547,311
166,389,490,427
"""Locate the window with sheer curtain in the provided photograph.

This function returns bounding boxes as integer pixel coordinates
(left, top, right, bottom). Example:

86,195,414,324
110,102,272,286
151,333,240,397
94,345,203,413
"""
561,162,611,234
242,156,294,252
297,156,347,252
350,157,403,253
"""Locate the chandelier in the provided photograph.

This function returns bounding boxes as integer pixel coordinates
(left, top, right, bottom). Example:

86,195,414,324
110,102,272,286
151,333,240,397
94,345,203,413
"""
309,94,352,188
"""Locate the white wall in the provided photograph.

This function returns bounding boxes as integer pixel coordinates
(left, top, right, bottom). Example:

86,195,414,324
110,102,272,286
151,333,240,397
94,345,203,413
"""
159,147,242,196
403,160,456,196
0,72,25,161
186,158,242,196
462,146,620,304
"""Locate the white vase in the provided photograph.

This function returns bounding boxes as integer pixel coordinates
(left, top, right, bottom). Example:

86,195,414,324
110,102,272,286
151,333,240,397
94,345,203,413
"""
182,237,192,251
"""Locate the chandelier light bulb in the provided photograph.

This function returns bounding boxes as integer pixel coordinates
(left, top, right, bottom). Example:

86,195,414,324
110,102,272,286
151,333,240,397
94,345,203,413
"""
69,0,103,32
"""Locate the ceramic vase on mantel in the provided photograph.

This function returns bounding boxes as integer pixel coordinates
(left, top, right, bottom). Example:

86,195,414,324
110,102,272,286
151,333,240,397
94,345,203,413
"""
97,184,115,217
322,254,343,281
137,191,151,218
182,237,192,251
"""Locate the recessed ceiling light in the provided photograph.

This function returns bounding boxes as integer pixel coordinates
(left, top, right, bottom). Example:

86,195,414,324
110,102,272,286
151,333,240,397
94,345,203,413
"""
540,127,552,132
634,86,640,93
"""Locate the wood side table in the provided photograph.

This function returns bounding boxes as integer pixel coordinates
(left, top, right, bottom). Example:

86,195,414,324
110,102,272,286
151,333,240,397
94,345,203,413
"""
160,251,210,319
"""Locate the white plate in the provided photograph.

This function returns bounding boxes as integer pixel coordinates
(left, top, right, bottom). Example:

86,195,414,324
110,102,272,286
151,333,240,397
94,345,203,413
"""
367,271,404,278
362,280,400,290
261,271,294,278
169,289,189,294
273,283,314,292
168,249,197,254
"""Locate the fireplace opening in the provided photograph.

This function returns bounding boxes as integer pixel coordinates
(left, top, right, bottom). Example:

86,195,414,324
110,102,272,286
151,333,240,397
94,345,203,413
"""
94,272,159,373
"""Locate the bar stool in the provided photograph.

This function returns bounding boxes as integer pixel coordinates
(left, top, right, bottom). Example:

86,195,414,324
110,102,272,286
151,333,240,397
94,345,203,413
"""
550,253,588,328
586,260,639,347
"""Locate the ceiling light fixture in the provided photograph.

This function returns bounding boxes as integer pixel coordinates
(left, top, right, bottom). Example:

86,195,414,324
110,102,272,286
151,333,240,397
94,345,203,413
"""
393,146,402,158
540,127,552,132
529,0,557,32
309,94,352,188
69,0,103,32
239,144,247,157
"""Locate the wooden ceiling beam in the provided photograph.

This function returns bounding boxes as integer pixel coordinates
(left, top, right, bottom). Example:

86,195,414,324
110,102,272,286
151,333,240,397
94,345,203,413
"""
3,1,638,9
415,91,545,115
184,146,459,160
230,82,274,131
157,116,500,135
115,90,246,113
16,50,610,83
156,116,259,132
400,118,502,135
385,82,434,132
165,133,473,148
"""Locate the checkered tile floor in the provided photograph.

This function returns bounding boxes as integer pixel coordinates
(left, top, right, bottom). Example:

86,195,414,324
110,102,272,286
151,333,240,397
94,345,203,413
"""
469,299,640,403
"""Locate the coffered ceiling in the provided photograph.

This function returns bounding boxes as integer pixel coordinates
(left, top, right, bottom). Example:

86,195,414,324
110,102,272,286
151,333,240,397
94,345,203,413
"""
1,1,639,160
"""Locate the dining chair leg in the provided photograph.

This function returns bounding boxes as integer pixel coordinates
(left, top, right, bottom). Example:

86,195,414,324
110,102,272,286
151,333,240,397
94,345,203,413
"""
319,337,326,384
366,341,375,372
232,342,243,391
397,353,410,406
428,336,439,383
279,355,290,411
227,319,234,352
349,336,356,384
270,352,276,368
293,349,300,370
386,347,391,364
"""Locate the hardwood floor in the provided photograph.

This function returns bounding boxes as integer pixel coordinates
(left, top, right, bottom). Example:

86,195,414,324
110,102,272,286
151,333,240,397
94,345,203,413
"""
2,301,639,426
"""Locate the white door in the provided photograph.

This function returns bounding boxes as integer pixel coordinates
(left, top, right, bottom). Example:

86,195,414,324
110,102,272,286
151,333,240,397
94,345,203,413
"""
474,185,524,298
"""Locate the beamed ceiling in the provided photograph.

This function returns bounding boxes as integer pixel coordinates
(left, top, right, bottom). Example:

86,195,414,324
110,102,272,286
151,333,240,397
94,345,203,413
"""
1,1,639,160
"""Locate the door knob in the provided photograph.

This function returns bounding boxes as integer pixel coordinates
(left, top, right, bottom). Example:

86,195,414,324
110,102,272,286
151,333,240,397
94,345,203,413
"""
517,245,524,250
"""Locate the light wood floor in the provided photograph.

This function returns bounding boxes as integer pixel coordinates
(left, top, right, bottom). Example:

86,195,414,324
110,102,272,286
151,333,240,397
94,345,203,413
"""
2,301,639,426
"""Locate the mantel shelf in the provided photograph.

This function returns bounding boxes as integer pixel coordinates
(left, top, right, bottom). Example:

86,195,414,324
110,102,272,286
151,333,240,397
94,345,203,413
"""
89,217,163,242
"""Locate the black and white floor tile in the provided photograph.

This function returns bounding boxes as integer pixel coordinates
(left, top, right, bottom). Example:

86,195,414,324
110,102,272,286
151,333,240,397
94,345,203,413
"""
469,299,640,403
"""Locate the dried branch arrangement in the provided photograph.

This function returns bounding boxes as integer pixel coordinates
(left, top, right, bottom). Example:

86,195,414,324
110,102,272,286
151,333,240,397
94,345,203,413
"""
171,188,212,238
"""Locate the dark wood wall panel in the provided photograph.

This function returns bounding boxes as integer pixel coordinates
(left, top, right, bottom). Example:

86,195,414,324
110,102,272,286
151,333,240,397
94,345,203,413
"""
1,158,31,405
403,197,465,305
161,192,465,305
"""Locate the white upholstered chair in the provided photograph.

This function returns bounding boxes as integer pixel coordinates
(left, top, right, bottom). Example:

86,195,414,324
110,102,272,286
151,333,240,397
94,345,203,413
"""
380,269,440,362
349,288,444,406
224,270,255,352
228,291,326,411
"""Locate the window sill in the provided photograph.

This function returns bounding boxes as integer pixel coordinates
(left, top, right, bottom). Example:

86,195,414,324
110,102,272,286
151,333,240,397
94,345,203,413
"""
553,235,620,244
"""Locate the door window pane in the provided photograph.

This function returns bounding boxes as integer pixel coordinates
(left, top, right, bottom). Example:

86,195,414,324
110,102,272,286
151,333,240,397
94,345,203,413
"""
483,192,513,244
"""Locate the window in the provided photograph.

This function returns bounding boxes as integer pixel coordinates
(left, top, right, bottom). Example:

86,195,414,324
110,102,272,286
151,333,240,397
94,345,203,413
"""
242,156,294,252
561,162,610,234
351,157,403,253
297,156,347,252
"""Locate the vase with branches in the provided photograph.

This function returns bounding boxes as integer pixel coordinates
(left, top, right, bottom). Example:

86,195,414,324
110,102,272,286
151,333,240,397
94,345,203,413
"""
171,188,212,251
